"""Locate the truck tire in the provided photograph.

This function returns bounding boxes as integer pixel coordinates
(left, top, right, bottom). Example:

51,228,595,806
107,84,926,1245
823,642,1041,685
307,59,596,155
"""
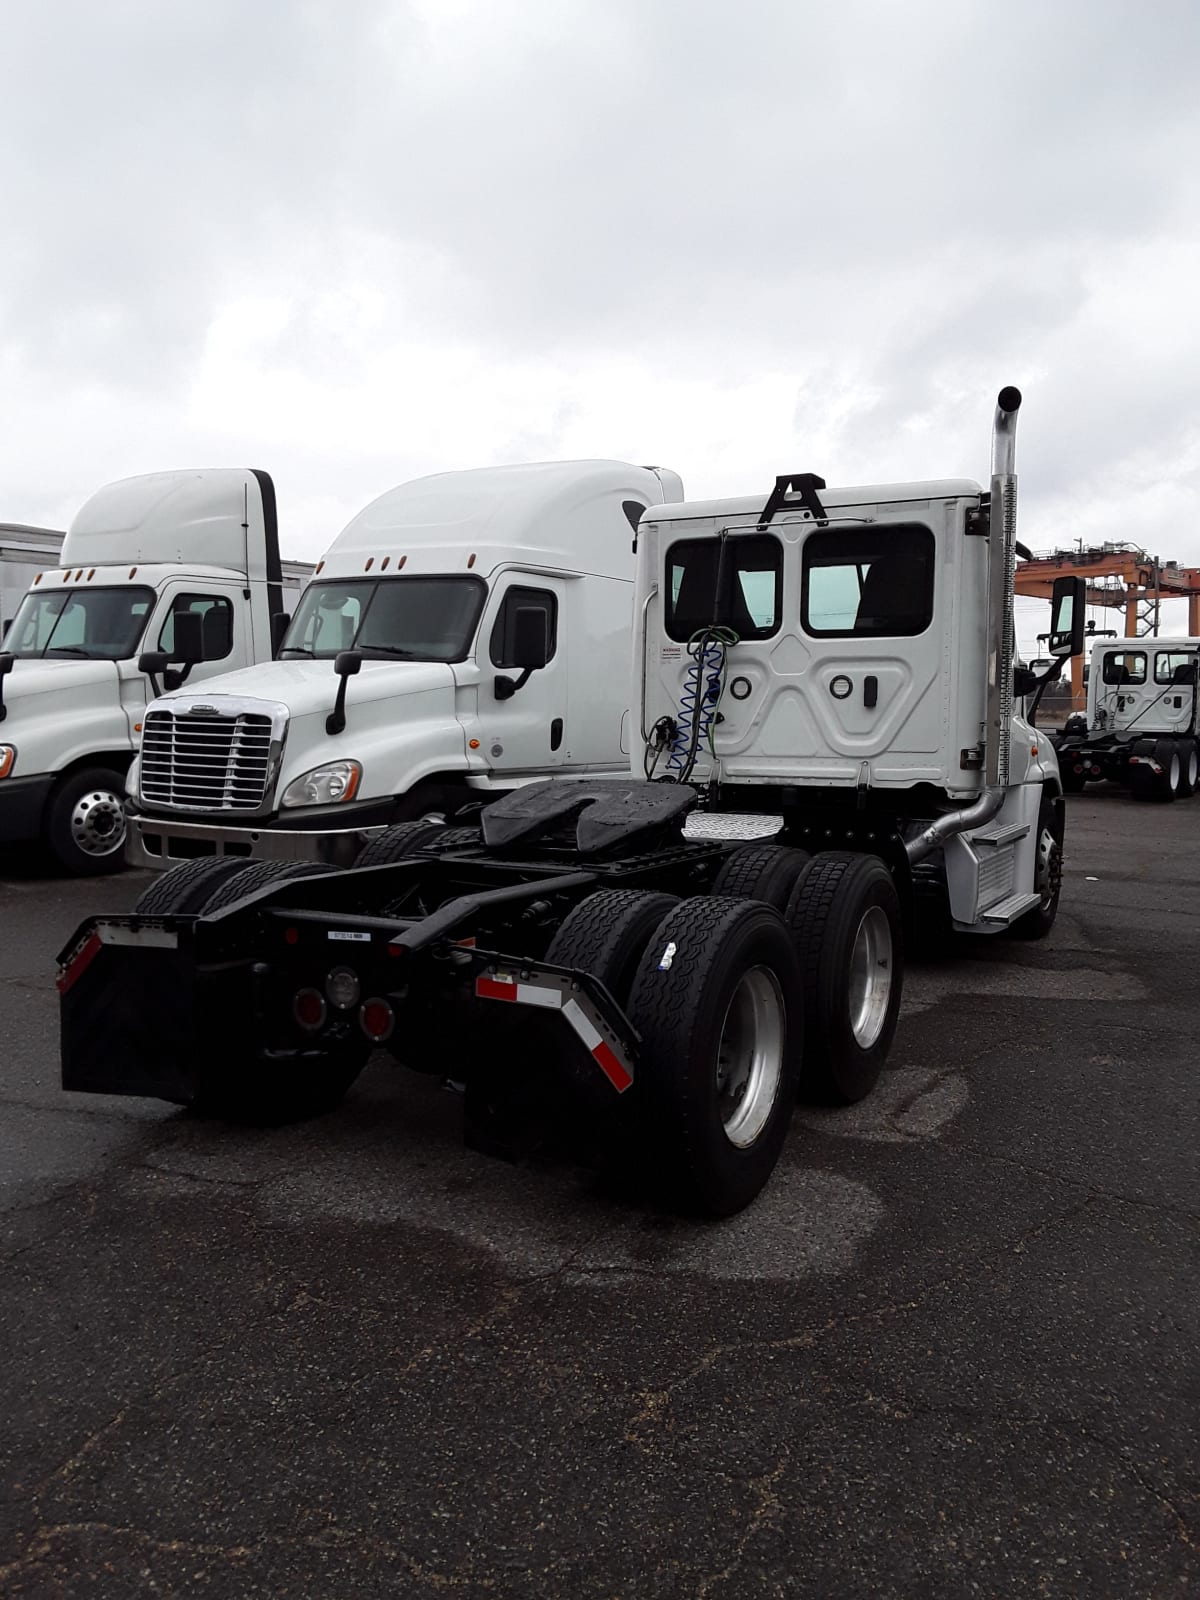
433,826,486,849
353,820,444,869
133,857,250,916
44,767,129,876
1011,792,1065,941
545,889,680,1005
624,897,802,1216
710,843,812,909
1175,738,1198,797
200,859,335,916
1131,739,1178,802
784,852,902,1105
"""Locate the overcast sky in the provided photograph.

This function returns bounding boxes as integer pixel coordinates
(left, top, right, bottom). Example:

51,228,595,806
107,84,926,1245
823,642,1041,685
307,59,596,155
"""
5,0,1199,644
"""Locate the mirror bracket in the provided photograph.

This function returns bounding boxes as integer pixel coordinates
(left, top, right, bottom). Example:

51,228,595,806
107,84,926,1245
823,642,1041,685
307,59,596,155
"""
494,668,534,702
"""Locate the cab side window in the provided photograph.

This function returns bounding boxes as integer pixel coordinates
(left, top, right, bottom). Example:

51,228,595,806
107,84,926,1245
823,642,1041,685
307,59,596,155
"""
159,594,234,660
802,526,935,638
1154,651,1197,685
490,586,557,668
1101,652,1146,686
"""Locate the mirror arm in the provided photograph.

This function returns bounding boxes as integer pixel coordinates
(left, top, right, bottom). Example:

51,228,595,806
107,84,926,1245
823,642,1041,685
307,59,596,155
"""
494,668,534,702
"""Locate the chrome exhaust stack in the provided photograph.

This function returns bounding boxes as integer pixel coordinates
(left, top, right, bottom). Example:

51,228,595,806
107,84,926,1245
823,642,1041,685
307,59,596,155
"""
905,386,1020,866
985,386,1022,790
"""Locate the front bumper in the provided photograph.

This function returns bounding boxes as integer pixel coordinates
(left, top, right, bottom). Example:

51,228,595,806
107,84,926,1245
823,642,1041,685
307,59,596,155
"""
126,798,400,870
0,772,55,844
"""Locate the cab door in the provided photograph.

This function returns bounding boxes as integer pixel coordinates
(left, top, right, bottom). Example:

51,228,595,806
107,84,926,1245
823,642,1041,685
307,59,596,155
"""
1150,648,1199,735
471,575,568,777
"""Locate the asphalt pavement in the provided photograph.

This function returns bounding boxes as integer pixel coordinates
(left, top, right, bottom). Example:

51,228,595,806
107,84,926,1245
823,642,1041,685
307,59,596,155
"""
1,793,1197,1598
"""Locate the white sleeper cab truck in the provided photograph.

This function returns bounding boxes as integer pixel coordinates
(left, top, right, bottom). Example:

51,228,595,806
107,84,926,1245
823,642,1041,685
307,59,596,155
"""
1055,637,1200,800
59,389,1085,1219
2,525,65,640
0,470,310,873
125,460,684,870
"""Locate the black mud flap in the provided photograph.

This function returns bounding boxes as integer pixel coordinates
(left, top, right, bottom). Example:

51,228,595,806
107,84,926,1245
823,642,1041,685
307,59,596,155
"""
57,919,233,1104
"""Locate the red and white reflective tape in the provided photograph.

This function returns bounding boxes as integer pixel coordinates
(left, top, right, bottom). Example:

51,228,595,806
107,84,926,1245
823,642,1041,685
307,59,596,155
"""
561,997,633,1093
56,932,102,995
475,973,561,1008
473,972,633,1093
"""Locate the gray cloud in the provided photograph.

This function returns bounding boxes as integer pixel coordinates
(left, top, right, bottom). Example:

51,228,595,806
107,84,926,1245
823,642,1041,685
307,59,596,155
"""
3,0,1199,629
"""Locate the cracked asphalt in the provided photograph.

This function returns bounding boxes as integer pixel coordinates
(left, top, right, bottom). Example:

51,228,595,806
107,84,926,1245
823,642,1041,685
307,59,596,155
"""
1,794,1197,1597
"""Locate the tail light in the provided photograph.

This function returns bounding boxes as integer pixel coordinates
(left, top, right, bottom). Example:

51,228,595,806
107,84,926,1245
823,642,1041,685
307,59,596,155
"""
294,988,326,1032
359,998,395,1042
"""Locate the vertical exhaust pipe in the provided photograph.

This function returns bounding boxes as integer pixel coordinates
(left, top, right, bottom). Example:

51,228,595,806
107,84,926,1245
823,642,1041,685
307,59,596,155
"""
985,386,1022,790
906,387,1021,866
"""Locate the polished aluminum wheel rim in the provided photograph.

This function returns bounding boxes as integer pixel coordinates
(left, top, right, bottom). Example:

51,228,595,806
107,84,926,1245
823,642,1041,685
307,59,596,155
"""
1189,749,1199,788
71,788,126,857
715,965,785,1148
1034,824,1059,912
1169,754,1181,791
848,906,892,1049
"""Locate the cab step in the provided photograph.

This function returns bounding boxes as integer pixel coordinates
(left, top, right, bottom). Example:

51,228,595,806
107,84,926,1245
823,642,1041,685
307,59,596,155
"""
979,891,1042,926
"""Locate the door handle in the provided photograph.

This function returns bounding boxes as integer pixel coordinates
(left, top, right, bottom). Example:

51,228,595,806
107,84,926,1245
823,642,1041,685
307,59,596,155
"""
863,675,878,709
550,717,563,751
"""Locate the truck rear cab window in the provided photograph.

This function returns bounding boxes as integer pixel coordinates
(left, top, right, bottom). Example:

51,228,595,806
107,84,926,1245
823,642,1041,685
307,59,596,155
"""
1102,651,1146,685
1154,650,1197,685
159,594,234,660
665,535,782,642
802,526,934,637
490,586,558,667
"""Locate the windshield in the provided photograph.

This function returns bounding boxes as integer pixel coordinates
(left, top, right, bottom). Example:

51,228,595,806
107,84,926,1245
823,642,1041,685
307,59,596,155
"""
279,577,486,663
6,585,155,660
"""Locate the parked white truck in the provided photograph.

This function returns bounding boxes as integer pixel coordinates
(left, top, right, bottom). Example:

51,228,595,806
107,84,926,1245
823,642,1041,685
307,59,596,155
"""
2,525,65,639
0,470,310,873
1055,636,1200,799
60,389,1086,1217
125,460,684,870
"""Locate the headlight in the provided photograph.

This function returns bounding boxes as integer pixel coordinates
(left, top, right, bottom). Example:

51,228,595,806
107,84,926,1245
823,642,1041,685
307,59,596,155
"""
0,746,14,780
281,759,363,809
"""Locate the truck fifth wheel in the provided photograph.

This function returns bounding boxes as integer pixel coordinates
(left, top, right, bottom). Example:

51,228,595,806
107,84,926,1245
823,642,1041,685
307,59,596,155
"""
58,388,1086,1216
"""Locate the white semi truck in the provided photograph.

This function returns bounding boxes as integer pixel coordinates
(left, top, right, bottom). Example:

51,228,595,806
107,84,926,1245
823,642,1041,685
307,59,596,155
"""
125,460,684,870
2,525,66,639
58,388,1085,1217
0,470,310,873
1055,636,1200,799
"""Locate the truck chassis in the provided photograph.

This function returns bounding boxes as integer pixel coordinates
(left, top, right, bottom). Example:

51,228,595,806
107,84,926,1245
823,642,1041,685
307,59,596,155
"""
59,783,911,1216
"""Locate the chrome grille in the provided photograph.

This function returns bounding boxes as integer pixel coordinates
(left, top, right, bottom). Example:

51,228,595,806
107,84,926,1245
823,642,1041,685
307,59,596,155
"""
140,708,275,812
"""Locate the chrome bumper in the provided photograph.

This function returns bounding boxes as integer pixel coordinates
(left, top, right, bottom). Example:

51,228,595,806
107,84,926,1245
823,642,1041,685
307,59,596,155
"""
126,812,377,871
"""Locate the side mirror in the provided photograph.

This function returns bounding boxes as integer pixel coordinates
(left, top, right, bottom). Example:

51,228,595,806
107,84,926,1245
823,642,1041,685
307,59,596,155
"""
327,650,363,735
510,606,549,671
138,651,169,676
1048,575,1086,659
171,609,205,664
0,651,13,724
270,611,290,655
1172,662,1198,686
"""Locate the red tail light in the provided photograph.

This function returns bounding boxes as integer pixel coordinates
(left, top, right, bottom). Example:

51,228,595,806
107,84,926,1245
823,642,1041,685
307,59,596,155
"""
359,998,394,1042
294,988,326,1032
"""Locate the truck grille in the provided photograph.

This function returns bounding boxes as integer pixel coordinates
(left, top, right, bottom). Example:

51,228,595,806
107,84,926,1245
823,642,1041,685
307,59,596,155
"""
140,708,275,812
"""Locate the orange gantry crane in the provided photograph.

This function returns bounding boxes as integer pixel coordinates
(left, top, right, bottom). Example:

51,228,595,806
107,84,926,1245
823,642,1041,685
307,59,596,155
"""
1015,543,1200,710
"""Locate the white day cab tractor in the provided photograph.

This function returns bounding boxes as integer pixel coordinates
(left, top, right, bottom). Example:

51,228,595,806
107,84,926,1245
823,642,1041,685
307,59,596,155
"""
58,389,1085,1217
1055,637,1200,800
124,460,684,872
0,471,310,874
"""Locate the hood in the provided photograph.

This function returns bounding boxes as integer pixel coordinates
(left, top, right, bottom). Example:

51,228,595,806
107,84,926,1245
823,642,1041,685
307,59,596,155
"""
1,656,119,711
151,657,457,722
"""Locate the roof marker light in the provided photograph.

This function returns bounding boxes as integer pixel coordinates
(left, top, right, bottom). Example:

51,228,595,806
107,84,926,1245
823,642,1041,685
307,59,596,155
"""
467,553,477,569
